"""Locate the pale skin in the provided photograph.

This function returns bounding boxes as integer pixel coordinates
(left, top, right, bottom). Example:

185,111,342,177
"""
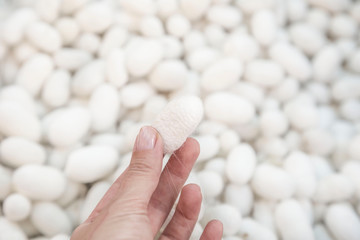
71,126,223,240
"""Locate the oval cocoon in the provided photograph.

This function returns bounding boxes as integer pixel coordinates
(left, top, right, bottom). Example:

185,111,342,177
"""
45,106,91,148
65,145,118,183
0,137,46,167
31,202,72,237
252,163,295,200
226,144,256,184
12,165,66,201
275,199,315,240
205,92,255,125
152,96,203,153
325,203,360,240
0,101,41,141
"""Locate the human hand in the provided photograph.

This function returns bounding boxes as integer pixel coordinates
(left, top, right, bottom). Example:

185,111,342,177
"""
71,126,223,240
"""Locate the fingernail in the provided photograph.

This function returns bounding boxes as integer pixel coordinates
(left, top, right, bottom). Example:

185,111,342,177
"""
134,126,157,151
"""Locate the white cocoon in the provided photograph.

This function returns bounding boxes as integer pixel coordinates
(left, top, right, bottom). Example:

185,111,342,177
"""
325,203,360,240
275,199,315,240
12,165,66,201
152,96,204,153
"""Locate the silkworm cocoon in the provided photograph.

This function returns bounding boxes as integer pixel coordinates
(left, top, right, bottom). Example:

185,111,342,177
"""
186,47,218,72
105,49,128,88
0,217,27,240
340,99,360,121
269,42,312,81
65,145,118,183
55,17,80,46
166,14,191,38
195,135,220,162
2,8,38,46
0,137,46,167
289,23,325,55
270,77,299,102
219,129,240,154
89,84,120,132
125,39,164,78
3,193,32,221
330,14,357,38
35,0,60,23
41,70,71,108
253,200,276,232
225,184,254,217
225,144,256,184
16,53,54,96
284,151,317,198
160,36,184,59
99,26,128,58
245,59,284,87
275,199,315,240
25,21,62,53
12,165,66,201
31,202,72,237
139,16,164,38
204,158,226,175
302,129,335,156
306,8,330,32
223,33,259,62
120,82,154,110
45,107,91,148
251,9,277,46
152,96,204,153
252,163,295,200
314,174,355,203
205,92,255,125
0,101,41,141
180,0,210,20
56,181,85,207
75,33,101,54
313,45,341,83
239,218,277,240
231,82,265,108
0,85,36,114
72,60,106,97
325,203,360,240
259,110,289,137
201,58,243,92
206,5,242,29
75,2,113,34
53,48,92,71
198,170,224,198
150,59,188,92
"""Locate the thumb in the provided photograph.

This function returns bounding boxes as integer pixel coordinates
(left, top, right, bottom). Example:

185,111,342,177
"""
120,126,164,203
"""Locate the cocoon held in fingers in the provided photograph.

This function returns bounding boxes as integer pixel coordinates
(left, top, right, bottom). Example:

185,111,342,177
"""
152,96,204,154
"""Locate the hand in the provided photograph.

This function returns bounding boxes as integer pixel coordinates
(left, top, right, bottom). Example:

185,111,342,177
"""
71,126,223,240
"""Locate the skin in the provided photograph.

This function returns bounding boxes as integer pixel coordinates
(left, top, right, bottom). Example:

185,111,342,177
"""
71,126,223,240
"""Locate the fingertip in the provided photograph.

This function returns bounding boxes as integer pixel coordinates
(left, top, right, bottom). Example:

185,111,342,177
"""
178,184,202,220
187,137,200,154
182,184,202,203
200,219,223,240
175,137,200,160
210,219,223,232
